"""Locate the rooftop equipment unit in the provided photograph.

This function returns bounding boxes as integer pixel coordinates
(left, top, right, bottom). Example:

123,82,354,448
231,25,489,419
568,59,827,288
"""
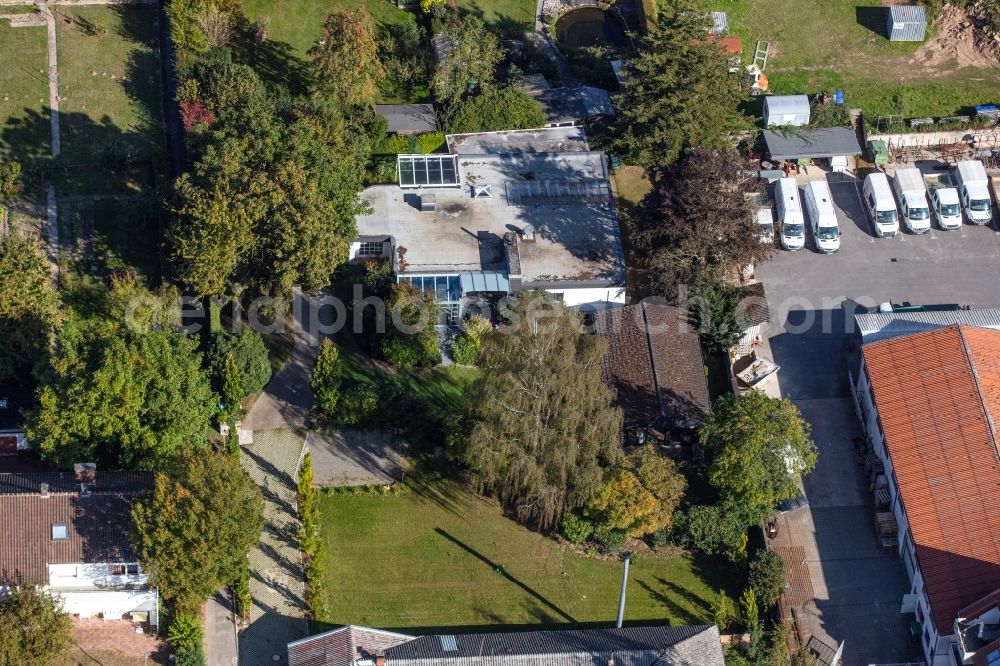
419,194,436,212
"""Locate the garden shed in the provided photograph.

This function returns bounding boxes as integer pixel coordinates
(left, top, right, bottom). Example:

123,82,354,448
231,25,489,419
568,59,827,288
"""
886,5,926,42
763,95,810,127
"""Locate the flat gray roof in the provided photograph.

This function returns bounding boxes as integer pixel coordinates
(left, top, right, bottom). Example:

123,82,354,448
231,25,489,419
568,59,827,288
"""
530,86,616,125
762,126,862,160
356,150,624,284
446,126,590,155
375,104,437,134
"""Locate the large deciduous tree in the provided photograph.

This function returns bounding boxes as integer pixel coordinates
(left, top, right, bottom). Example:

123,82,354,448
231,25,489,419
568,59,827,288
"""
0,585,72,666
634,147,772,300
207,329,272,398
309,9,384,108
458,291,623,529
587,444,686,538
170,63,371,297
0,235,60,382
615,0,747,173
432,15,503,105
27,277,217,471
699,391,816,522
131,447,264,613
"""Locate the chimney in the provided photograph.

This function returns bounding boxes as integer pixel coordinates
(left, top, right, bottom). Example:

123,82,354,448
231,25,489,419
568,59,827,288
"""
74,462,96,483
375,654,385,666
615,554,631,629
39,483,49,499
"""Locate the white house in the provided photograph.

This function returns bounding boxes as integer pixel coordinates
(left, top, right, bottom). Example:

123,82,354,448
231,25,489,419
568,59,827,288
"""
0,466,158,628
851,325,1000,666
349,127,627,321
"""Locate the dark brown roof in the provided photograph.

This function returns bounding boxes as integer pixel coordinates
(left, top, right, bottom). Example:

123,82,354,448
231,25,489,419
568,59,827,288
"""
862,325,1000,630
0,472,152,583
594,303,710,429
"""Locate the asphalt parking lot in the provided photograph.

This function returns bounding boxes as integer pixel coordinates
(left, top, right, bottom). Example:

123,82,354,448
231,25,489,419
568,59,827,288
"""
754,169,1000,666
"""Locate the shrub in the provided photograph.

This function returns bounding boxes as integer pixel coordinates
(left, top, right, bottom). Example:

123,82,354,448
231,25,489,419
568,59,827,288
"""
175,643,206,666
748,549,785,609
311,339,343,415
382,282,440,368
180,99,215,133
382,338,422,368
207,329,272,397
560,513,593,544
649,528,670,548
449,315,492,365
167,612,203,653
592,524,627,554
447,87,547,134
233,560,251,619
0,160,23,198
336,384,380,426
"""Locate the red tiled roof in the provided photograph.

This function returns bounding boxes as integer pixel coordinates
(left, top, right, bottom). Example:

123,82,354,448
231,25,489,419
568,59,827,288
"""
862,325,1000,631
288,626,413,666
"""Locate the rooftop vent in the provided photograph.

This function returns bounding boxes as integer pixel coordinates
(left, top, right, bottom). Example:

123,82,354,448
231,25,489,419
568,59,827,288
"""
40,483,49,498
521,223,536,241
439,635,458,652
419,194,436,212
472,184,492,199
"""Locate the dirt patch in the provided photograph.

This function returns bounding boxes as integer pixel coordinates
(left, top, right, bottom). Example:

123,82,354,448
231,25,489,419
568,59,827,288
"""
912,3,1000,70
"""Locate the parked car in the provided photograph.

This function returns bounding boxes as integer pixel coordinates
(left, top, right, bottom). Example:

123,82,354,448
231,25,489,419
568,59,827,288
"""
774,178,805,250
756,206,775,244
803,180,840,253
955,160,993,225
892,167,931,234
862,172,899,237
929,186,962,229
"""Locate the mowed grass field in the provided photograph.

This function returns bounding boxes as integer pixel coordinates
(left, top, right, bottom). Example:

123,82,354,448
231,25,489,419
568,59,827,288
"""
0,20,50,162
243,0,534,57
56,6,163,166
698,0,1000,118
316,473,736,630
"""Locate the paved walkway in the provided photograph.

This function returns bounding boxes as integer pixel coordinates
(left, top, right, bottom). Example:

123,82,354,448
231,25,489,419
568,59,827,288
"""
44,3,60,156
204,590,238,666
238,428,308,666
244,288,327,431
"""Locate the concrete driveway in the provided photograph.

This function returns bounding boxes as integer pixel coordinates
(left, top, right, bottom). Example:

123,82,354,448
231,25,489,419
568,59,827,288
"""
754,167,1000,666
306,429,409,487
204,591,237,666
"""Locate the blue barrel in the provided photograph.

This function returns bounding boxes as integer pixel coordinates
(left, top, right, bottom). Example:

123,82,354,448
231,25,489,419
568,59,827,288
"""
834,90,844,105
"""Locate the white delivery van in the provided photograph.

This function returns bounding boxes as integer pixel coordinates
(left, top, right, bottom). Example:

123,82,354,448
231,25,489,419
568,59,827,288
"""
955,160,992,225
891,168,931,234
803,180,840,253
930,187,962,229
862,173,899,237
774,178,805,250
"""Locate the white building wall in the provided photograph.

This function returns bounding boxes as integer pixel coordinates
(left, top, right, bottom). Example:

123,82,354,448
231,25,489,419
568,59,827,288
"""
48,562,148,589
548,286,626,308
56,589,158,623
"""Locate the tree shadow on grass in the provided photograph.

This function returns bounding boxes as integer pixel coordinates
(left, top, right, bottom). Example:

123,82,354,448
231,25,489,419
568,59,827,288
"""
230,29,310,97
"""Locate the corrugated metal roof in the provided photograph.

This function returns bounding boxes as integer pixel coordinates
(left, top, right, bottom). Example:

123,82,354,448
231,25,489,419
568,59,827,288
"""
762,127,862,160
855,309,1000,343
862,325,1000,631
711,11,727,34
386,625,723,666
375,105,437,135
888,4,926,23
459,271,510,293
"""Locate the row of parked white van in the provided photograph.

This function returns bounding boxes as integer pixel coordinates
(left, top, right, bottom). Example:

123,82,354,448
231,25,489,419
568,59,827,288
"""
766,160,996,252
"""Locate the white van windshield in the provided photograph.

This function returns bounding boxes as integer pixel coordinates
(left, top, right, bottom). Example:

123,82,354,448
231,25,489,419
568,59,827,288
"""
876,209,897,225
941,203,960,216
971,198,991,212
817,226,839,240
908,206,929,220
784,223,804,237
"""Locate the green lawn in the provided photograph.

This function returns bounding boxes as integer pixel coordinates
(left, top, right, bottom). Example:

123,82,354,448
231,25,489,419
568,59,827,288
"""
698,0,1000,119
340,350,478,417
56,5,163,189
0,20,50,163
316,472,736,630
243,0,533,58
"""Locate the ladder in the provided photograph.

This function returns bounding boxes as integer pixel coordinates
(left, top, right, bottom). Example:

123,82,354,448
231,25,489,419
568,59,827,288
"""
753,40,770,70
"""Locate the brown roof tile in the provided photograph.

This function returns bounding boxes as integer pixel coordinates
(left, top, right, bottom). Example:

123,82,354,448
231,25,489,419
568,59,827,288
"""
862,325,1000,631
594,304,710,429
0,473,152,584
288,626,414,666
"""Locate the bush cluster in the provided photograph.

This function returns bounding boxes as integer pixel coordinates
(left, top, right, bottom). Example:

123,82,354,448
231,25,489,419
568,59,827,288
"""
298,454,327,618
